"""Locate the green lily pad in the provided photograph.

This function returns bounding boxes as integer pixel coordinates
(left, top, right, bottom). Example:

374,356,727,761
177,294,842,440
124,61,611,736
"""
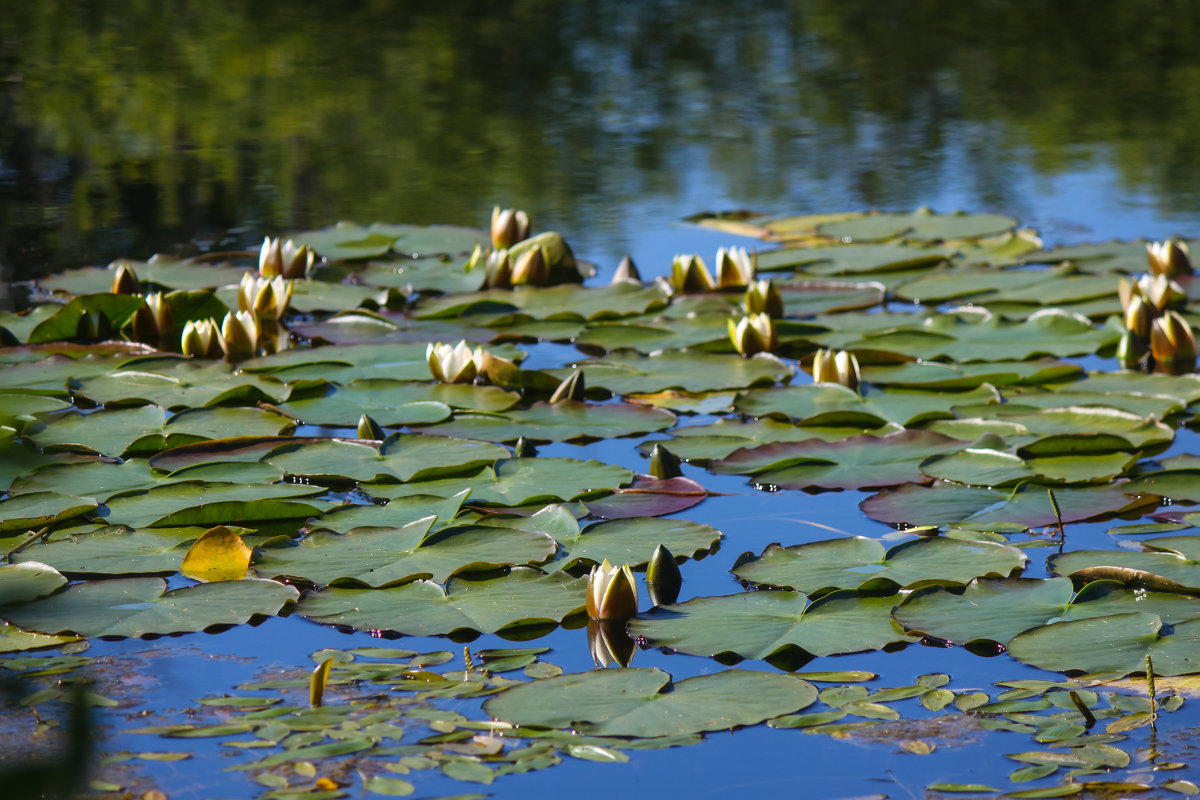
1008,613,1200,676
70,360,281,410
894,577,1200,645
816,210,1017,243
733,536,1026,594
549,350,791,395
712,429,965,490
1,577,299,638
102,481,326,529
1048,542,1200,590
640,417,902,463
416,282,671,322
262,435,511,483
253,518,557,587
860,360,1081,391
27,293,147,344
296,568,588,636
414,401,676,443
483,668,819,737
735,383,1001,428
30,405,168,457
628,590,918,662
0,562,68,604
759,242,953,276
920,448,1137,487
279,379,518,426
0,491,100,534
861,481,1150,528
314,491,469,534
11,525,219,575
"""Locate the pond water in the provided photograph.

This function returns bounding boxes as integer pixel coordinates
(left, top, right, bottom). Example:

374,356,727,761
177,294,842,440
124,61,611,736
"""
4,3,1200,799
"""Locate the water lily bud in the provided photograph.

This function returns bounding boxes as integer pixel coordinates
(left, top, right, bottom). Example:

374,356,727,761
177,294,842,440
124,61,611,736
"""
1122,295,1154,340
259,236,284,278
670,254,715,293
834,349,861,392
110,263,141,295
280,240,314,279
727,313,776,355
511,246,549,287
1116,329,1147,370
485,249,513,289
648,443,683,479
358,414,385,441
131,299,159,344
811,348,838,384
491,206,531,250
715,246,755,288
586,559,638,621
1150,311,1197,370
427,340,480,384
239,273,292,319
612,255,642,285
181,319,220,358
1147,239,1193,278
645,544,682,607
513,436,538,458
744,279,784,318
219,310,258,362
549,368,585,403
587,619,636,669
1141,274,1186,312
75,309,112,340
476,349,521,387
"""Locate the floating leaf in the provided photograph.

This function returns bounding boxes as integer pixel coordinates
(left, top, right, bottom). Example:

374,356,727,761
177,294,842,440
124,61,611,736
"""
180,526,254,582
484,668,817,737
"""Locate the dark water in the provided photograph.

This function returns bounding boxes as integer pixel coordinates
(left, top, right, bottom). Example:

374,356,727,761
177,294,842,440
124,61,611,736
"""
2,0,1199,287
4,3,1200,797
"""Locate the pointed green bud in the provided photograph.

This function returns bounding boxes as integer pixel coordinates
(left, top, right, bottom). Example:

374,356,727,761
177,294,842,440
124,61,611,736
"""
511,245,549,286
549,369,585,403
646,544,682,607
358,414,385,441
513,436,538,458
75,309,112,340
648,443,682,479
110,263,141,295
1117,329,1147,370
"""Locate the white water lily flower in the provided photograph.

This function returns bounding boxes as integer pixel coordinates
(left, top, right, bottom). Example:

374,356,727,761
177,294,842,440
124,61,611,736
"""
260,237,314,279
727,312,776,355
715,246,754,288
812,347,861,391
238,273,292,319
181,318,220,358
427,340,480,383
219,310,259,361
132,292,174,342
586,559,638,621
1146,239,1192,278
744,278,783,317
670,253,715,293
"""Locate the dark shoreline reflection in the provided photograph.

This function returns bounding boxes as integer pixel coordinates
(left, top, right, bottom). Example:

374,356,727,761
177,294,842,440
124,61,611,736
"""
2,0,1199,281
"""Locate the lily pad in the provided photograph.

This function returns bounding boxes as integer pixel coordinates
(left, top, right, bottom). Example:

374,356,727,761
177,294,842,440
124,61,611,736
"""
483,668,818,737
0,562,68,605
628,590,918,662
732,536,1026,594
1008,613,1200,676
263,435,511,483
296,568,588,636
549,350,791,395
413,401,676,443
1,577,299,638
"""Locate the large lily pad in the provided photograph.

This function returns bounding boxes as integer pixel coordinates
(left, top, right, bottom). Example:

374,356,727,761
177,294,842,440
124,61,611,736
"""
0,562,68,605
1,577,299,638
1007,613,1200,676
0,491,100,534
11,525,210,575
816,210,1017,243
483,668,818,737
734,383,1001,427
733,536,1026,594
296,568,587,636
628,590,918,662
712,430,965,490
549,350,791,395
102,481,327,529
262,435,511,483
413,401,676,443
253,518,557,587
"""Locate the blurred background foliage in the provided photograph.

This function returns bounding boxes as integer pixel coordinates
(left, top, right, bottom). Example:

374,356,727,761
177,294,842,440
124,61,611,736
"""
2,0,1199,282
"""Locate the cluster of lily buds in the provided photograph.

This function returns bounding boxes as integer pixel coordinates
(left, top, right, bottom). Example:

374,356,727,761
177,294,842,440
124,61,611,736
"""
131,293,174,342
670,253,715,293
238,273,293,319
111,263,142,295
1117,272,1194,371
427,340,481,383
259,237,314,279
1149,310,1197,373
727,312,777,355
811,348,861,391
586,559,638,621
715,246,755,288
491,207,531,250
1146,239,1193,279
181,319,222,358
1118,274,1185,315
744,278,784,317
181,311,262,361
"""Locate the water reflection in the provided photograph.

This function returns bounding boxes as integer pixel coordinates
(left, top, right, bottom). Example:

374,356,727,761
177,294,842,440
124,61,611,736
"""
2,0,1199,282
